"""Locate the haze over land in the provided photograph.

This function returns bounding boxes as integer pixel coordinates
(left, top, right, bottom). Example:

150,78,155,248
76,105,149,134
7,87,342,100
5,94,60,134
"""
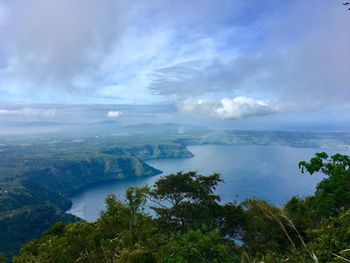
0,0,349,132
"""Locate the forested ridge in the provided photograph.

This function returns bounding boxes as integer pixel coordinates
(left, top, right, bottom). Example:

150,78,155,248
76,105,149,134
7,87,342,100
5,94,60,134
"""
0,139,192,259
1,130,350,261
10,152,350,262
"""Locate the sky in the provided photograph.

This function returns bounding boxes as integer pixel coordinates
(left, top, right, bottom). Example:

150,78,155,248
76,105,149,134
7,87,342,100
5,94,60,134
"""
0,0,349,131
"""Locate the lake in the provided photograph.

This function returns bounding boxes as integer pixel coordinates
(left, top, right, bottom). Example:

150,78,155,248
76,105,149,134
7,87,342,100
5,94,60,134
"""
66,145,347,221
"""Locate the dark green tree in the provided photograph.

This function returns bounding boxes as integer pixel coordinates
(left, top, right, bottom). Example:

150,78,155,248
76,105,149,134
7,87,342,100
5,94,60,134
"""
160,229,240,263
309,209,350,262
148,171,244,239
13,172,245,262
0,253,6,263
149,171,222,232
299,152,350,217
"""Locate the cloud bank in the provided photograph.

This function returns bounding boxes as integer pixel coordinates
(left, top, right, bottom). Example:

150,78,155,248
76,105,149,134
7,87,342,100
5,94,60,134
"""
0,0,349,123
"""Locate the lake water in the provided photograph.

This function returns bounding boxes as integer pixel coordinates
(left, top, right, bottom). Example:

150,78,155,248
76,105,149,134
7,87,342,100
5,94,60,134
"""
66,145,348,221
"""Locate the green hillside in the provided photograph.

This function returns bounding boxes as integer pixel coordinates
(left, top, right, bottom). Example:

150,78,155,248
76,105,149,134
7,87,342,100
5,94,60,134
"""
13,153,350,262
0,139,193,259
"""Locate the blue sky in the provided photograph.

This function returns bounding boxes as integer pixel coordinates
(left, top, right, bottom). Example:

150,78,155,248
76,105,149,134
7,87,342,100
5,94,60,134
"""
0,0,349,129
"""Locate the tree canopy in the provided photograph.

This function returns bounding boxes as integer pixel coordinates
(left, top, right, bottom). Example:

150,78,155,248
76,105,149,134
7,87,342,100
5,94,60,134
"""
13,154,350,262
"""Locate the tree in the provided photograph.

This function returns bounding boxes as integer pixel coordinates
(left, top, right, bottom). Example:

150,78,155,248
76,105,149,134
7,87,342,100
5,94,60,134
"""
13,155,350,262
149,171,223,231
299,152,350,217
241,199,294,258
13,172,245,262
160,229,239,263
14,192,160,263
0,253,6,263
309,209,350,262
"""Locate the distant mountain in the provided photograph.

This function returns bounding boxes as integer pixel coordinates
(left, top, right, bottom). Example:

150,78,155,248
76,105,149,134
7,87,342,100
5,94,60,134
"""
0,120,63,127
122,123,209,134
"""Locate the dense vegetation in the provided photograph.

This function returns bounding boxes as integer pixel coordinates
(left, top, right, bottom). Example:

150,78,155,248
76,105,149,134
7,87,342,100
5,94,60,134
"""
2,129,350,260
12,152,350,262
0,136,193,259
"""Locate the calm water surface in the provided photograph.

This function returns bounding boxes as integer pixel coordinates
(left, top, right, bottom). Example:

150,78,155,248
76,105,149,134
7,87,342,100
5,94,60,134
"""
67,145,348,221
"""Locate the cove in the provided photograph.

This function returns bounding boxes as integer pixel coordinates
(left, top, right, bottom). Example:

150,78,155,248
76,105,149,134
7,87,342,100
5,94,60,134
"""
66,145,348,221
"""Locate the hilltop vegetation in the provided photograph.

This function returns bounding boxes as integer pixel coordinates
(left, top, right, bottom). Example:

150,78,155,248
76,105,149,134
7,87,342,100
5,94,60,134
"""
13,153,350,262
0,134,193,259
0,204,76,258
1,129,350,260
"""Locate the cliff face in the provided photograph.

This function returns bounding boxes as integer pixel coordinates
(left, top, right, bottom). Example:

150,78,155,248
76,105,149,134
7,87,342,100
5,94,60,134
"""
103,144,194,160
0,155,161,258
0,142,193,258
24,155,161,195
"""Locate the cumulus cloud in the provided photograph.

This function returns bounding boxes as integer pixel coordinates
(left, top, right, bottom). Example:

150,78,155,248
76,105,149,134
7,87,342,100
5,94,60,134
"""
107,111,122,118
215,97,273,119
179,96,274,119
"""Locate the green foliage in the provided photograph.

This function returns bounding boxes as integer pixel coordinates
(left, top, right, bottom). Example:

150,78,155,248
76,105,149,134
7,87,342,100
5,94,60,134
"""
308,209,350,262
299,152,350,217
2,130,350,259
14,203,159,262
10,152,350,262
0,253,5,263
0,141,171,258
160,229,239,263
104,143,194,160
242,199,292,257
150,172,222,231
0,179,72,213
0,204,77,259
13,172,244,262
284,196,318,238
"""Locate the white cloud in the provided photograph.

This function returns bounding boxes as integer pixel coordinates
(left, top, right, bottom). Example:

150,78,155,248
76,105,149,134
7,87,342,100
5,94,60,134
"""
107,111,122,118
215,97,273,119
0,108,56,117
179,96,274,119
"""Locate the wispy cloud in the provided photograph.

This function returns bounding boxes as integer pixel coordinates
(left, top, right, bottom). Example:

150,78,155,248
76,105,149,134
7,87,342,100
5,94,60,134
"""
0,0,253,103
0,108,56,117
0,0,349,124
